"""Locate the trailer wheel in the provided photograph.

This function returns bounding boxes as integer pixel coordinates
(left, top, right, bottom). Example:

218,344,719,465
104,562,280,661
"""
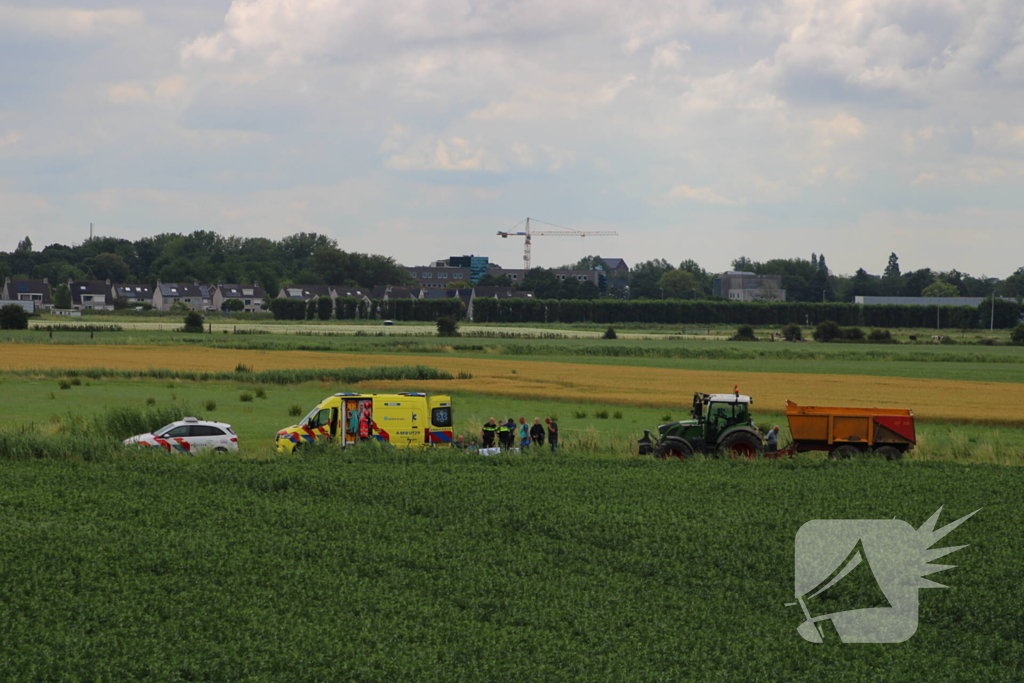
874,445,903,461
655,437,693,460
829,445,861,459
719,432,763,460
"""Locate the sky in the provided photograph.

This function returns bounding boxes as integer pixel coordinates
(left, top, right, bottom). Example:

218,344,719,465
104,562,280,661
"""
1,0,1023,277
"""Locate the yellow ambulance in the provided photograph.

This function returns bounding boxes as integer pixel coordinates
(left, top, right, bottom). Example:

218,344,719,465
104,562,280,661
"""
275,392,454,452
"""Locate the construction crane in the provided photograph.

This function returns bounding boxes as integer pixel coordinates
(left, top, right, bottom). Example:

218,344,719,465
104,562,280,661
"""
497,217,618,270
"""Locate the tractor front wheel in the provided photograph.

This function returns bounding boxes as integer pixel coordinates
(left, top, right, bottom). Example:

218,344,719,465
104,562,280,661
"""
719,432,763,460
654,437,694,460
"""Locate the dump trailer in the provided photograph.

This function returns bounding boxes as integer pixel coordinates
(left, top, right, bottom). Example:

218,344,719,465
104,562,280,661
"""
784,400,915,459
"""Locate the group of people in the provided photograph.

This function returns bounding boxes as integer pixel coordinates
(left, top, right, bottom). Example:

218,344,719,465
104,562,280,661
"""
454,417,559,454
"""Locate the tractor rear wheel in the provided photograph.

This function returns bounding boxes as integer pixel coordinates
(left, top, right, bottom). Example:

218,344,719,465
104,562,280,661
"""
829,444,861,459
655,437,694,460
874,445,903,460
718,432,763,460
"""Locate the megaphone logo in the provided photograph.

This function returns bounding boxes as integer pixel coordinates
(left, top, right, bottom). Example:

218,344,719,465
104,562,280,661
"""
789,507,979,643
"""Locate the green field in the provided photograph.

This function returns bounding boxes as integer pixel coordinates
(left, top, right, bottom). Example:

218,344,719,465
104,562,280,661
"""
0,454,1019,681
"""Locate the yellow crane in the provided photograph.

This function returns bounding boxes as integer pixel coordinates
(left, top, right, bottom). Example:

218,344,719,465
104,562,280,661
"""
497,217,618,270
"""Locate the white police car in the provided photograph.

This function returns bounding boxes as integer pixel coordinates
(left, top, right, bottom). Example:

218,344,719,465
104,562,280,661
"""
124,416,239,454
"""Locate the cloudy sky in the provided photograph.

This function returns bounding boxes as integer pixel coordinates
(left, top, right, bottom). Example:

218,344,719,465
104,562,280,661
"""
1,0,1023,276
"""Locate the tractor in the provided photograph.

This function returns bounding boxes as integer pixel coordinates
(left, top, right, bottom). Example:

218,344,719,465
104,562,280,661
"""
638,389,765,459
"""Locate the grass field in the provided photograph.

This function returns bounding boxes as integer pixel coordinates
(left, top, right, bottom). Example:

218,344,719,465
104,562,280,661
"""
0,453,1019,681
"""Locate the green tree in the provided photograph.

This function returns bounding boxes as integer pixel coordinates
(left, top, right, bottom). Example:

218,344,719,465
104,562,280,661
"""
476,273,513,287
0,303,29,330
15,236,32,253
731,256,754,271
922,280,958,297
436,316,460,337
629,259,673,299
883,252,901,279
658,269,698,298
222,298,245,312
52,283,72,309
183,311,204,333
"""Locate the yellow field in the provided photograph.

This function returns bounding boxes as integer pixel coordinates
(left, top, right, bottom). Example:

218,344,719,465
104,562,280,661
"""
2,343,1022,423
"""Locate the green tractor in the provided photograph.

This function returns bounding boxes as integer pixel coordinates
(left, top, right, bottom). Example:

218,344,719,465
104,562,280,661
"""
638,390,765,459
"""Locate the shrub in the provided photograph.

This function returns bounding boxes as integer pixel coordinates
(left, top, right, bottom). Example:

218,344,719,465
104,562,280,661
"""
613,411,623,419
731,325,757,342
781,323,802,341
183,311,204,333
660,414,672,422
146,397,156,406
235,362,253,373
69,377,82,386
58,379,71,390
204,400,217,412
288,404,303,417
1011,322,1024,345
222,298,245,312
571,410,587,419
436,316,460,337
843,326,864,341
602,326,617,340
317,296,333,321
0,304,29,330
240,391,254,402
867,328,892,342
306,299,317,320
254,387,267,399
940,335,958,345
813,320,843,342
595,409,609,419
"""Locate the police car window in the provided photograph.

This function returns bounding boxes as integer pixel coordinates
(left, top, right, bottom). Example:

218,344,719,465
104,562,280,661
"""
163,426,190,438
190,426,222,437
154,423,177,436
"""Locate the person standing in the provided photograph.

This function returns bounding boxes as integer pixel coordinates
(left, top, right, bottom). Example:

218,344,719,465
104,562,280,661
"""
482,418,498,448
530,418,545,447
545,416,558,453
766,425,780,454
506,418,517,449
518,417,530,449
497,419,511,448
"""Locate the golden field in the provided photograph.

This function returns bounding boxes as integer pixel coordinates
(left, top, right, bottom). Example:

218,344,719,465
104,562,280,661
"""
2,343,1022,423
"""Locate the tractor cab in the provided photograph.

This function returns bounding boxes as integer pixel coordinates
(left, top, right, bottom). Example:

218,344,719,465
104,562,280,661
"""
694,391,754,439
640,387,762,459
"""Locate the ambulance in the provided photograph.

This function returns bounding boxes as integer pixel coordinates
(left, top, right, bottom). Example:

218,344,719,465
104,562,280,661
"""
275,392,454,452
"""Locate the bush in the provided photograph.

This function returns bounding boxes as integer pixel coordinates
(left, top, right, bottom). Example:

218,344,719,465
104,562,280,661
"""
436,316,460,337
813,320,843,342
867,328,892,342
183,311,204,333
235,362,253,373
940,335,958,345
204,400,217,412
731,325,757,342
222,298,245,312
0,304,29,330
613,411,623,419
594,409,609,419
602,326,617,340
69,377,82,386
306,299,317,321
146,397,156,406
781,323,802,341
843,326,864,341
571,410,587,419
288,404,303,417
268,298,307,321
317,297,333,321
255,387,267,399
240,391,254,402
1011,323,1024,345
58,379,71,390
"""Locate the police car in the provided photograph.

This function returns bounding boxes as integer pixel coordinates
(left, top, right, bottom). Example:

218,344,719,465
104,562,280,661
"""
124,416,239,454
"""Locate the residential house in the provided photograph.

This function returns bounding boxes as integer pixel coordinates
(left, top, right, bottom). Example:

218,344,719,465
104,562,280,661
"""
110,283,154,308
214,284,266,313
277,284,334,303
333,287,373,307
712,272,787,302
2,278,51,309
152,281,216,311
406,266,472,289
69,279,114,310
369,286,422,301
492,268,602,287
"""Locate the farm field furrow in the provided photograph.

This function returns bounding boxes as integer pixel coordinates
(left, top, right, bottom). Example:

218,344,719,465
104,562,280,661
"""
4,343,1024,423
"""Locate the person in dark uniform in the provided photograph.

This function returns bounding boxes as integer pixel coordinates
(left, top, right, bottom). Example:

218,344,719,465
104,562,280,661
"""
545,417,559,453
530,418,545,447
482,418,498,448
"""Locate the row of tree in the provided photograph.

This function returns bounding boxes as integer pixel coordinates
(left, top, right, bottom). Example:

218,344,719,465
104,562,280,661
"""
4,232,1023,304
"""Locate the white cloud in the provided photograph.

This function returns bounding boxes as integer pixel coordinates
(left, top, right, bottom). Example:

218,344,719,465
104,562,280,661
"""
0,5,142,39
667,184,742,206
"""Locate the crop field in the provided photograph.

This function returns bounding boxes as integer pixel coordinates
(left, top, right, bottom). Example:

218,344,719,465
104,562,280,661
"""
4,342,1024,424
0,454,1020,681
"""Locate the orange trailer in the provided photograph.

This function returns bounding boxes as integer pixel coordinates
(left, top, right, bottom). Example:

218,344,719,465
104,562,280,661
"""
784,400,915,459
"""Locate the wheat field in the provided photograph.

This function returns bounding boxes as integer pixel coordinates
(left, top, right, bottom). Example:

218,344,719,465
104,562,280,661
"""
2,343,1021,423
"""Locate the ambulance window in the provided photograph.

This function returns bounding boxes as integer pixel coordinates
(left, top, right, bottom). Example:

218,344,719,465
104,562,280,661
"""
309,409,330,428
431,407,452,427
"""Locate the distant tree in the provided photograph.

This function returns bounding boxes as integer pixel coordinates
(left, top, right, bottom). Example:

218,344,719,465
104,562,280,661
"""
902,268,934,297
169,301,189,313
883,253,901,279
629,259,674,299
817,254,828,273
436,316,460,337
731,325,757,342
222,298,245,312
521,268,561,298
0,304,29,330
15,236,32,253
1011,322,1024,345
922,280,958,297
306,298,317,320
562,255,606,271
476,273,513,287
781,323,802,341
602,326,617,339
52,283,72,309
731,256,753,271
85,252,130,282
183,311,204,333
112,296,130,310
317,296,333,321
813,320,843,342
848,268,878,299
658,269,698,298
811,253,818,269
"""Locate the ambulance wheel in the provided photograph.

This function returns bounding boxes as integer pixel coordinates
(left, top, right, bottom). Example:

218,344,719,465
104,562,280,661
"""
654,437,693,460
